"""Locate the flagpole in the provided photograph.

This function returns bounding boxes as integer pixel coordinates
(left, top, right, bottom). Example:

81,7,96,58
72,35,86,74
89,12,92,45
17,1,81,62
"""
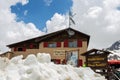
68,10,75,29
69,11,71,28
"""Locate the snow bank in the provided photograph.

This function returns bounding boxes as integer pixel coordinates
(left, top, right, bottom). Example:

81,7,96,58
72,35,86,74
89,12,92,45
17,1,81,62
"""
0,53,107,80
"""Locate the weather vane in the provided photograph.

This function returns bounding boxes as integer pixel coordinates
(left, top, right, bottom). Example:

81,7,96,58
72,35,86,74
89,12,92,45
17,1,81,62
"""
68,10,76,28
67,10,76,37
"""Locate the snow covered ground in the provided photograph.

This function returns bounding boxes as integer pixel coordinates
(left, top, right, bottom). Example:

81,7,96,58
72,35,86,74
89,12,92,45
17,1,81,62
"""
0,53,106,80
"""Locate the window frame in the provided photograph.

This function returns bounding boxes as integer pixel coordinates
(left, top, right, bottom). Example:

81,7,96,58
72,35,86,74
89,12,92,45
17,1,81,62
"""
68,40,77,48
48,42,57,48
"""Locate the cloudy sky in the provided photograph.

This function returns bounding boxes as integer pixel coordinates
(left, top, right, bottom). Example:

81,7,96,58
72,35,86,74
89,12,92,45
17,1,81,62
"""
0,0,120,53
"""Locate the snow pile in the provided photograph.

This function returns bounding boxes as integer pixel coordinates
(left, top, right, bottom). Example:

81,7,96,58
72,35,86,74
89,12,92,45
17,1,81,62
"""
0,53,106,80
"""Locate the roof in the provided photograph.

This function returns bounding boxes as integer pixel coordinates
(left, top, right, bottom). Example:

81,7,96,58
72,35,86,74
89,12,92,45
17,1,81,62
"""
0,51,14,55
81,48,111,56
7,27,90,48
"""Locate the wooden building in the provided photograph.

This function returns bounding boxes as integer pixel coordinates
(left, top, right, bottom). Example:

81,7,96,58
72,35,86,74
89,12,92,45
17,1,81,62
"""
81,49,111,78
7,28,90,66
0,51,14,59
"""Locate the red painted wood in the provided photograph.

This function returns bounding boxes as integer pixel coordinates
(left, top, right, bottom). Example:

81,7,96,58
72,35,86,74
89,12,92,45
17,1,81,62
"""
77,39,82,47
23,47,26,51
14,47,17,51
78,59,83,67
55,59,61,64
30,44,33,49
64,40,68,47
57,42,61,47
62,59,66,64
43,42,48,47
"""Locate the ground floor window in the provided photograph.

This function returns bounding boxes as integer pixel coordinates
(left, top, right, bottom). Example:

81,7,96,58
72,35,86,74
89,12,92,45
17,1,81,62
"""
51,59,61,64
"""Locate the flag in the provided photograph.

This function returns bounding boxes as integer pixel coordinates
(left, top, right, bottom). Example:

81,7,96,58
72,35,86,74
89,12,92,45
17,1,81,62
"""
70,17,75,24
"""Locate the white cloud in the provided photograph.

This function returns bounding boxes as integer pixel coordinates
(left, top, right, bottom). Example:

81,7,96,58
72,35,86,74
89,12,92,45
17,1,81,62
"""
21,0,29,5
85,6,102,18
45,13,68,33
0,0,44,52
71,0,120,49
24,10,28,16
45,0,120,50
1,0,120,53
44,0,53,6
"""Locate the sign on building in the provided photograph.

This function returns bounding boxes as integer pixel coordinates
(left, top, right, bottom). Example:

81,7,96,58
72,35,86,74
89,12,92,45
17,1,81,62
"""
87,55,107,68
54,50,65,56
81,49,110,78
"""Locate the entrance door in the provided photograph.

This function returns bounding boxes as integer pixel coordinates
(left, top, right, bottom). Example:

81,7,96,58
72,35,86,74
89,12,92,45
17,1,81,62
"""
66,50,79,67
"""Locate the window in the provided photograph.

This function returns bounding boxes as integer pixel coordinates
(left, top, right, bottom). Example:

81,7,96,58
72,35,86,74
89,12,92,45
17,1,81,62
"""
64,39,77,47
64,39,82,47
29,44,38,49
44,42,61,48
48,42,57,48
18,48,23,51
17,47,26,51
68,40,77,47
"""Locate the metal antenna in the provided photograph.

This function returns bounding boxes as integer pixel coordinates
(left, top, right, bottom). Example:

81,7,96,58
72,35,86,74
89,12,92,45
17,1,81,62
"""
68,10,76,28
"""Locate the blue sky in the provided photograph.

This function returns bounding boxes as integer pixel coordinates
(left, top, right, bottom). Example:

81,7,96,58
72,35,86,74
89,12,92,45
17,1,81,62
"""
11,0,72,31
1,0,120,52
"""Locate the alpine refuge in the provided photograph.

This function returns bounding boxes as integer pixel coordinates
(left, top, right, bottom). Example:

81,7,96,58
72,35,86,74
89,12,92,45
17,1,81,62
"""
7,28,90,66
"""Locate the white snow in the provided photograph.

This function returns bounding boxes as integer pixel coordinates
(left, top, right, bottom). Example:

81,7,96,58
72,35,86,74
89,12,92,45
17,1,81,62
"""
0,53,106,80
108,50,120,60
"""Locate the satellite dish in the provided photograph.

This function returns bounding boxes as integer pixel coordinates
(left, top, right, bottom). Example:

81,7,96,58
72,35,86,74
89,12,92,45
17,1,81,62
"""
67,30,75,36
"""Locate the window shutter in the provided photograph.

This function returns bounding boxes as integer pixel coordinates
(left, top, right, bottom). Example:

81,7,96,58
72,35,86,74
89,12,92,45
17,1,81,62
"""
30,44,33,49
77,39,82,47
57,42,61,47
78,59,83,67
64,40,68,47
62,59,66,64
23,44,26,47
44,42,48,47
14,47,17,51
55,59,61,64
23,47,26,51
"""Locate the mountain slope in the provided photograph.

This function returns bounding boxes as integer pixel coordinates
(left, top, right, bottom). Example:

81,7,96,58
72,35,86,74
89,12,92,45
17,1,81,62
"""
107,40,120,51
107,40,120,60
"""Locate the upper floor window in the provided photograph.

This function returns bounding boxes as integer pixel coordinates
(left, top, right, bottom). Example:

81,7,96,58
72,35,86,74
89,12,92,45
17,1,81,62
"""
64,39,82,47
68,40,77,47
48,42,57,48
18,48,23,51
14,47,26,51
29,44,38,49
44,42,61,48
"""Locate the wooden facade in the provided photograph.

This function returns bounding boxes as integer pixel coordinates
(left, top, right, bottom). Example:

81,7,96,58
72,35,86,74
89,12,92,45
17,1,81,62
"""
81,49,111,78
7,28,90,66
